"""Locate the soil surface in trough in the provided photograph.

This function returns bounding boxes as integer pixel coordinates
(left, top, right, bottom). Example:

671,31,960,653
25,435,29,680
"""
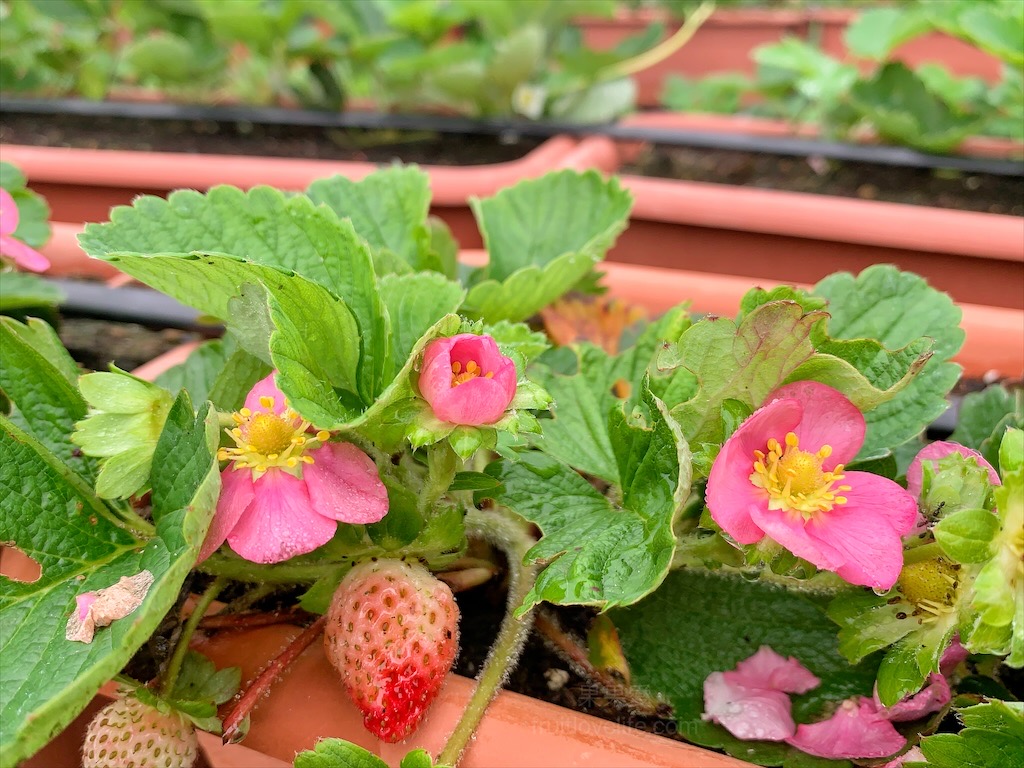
626,144,1024,216
0,112,543,165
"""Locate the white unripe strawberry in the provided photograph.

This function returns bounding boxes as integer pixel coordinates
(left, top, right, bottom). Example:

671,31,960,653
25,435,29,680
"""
82,695,198,768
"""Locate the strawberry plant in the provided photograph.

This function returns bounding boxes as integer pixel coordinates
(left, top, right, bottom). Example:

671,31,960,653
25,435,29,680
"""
1,166,1021,768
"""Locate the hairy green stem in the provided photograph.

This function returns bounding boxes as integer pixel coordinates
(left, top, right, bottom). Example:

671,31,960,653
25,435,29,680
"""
419,442,459,516
436,507,538,767
160,576,227,698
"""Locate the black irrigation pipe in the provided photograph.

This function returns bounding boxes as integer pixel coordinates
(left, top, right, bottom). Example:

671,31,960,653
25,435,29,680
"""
45,276,962,437
52,277,218,332
3,97,1023,177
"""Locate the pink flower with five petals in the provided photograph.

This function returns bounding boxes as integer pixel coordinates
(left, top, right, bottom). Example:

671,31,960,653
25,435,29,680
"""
706,381,917,590
199,374,389,564
0,187,50,272
419,333,517,426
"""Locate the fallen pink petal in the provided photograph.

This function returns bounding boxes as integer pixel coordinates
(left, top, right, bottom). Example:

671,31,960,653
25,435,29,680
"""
419,333,518,426
702,646,820,742
706,380,918,590
786,697,906,759
66,570,154,644
876,674,951,722
199,373,389,564
881,746,927,768
0,187,50,272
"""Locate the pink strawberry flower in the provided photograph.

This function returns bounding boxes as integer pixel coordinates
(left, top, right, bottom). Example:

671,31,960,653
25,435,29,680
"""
199,373,389,564
0,187,49,272
703,646,820,741
706,381,917,590
785,697,906,759
419,333,517,426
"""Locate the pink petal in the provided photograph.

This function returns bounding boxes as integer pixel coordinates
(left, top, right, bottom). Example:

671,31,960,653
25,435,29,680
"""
76,592,98,621
730,646,820,694
748,503,847,572
768,381,865,468
227,469,336,564
940,636,968,676
419,334,517,426
786,697,906,759
0,233,50,272
906,441,1000,499
703,672,797,741
243,372,289,415
876,673,950,722
303,442,389,524
198,467,255,563
805,472,917,590
706,398,803,545
0,188,18,235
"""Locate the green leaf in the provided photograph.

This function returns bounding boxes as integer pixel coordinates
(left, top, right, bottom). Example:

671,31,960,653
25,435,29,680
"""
951,385,1017,452
0,316,95,480
0,272,63,313
472,169,631,282
295,739,390,768
379,272,466,377
0,393,219,767
79,186,390,399
307,166,432,269
484,397,686,613
933,508,999,563
918,701,1024,768
461,251,597,323
956,5,1024,67
849,62,984,153
1,162,51,248
84,253,362,422
813,266,964,460
612,570,879,766
665,301,825,445
843,7,931,60
0,316,78,387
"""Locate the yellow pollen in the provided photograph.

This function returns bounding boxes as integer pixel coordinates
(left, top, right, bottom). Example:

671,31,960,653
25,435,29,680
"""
218,401,330,479
451,359,494,387
749,431,848,518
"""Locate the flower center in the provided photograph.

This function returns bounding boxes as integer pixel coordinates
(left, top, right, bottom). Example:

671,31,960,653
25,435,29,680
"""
898,558,959,623
450,359,495,387
218,395,330,479
749,432,851,517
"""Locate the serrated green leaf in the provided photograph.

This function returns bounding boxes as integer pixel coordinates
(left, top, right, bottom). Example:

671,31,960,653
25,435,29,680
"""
380,272,466,376
0,316,78,387
462,251,596,323
951,385,1017,453
957,5,1024,66
0,316,96,480
666,301,824,446
294,738,390,768
814,266,963,460
484,445,680,613
88,253,362,421
471,169,631,282
933,508,999,563
843,7,931,60
612,570,879,766
918,700,1024,768
307,166,432,269
0,393,218,767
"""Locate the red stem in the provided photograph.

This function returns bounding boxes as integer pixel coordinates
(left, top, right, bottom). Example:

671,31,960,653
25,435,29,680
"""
220,616,327,743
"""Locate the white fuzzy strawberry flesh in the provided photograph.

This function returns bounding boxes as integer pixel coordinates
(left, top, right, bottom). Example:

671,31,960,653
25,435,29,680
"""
324,559,459,742
82,695,198,768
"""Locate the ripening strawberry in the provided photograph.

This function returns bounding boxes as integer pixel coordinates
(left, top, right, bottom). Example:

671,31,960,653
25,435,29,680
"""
324,558,459,742
82,695,198,768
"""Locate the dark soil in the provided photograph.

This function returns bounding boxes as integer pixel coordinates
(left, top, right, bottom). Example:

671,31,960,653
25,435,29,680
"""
625,145,1024,216
0,112,543,165
59,316,202,372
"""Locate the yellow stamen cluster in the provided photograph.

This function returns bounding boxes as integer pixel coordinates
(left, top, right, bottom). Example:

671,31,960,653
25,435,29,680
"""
898,558,960,624
218,395,330,479
750,432,851,518
450,359,495,387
